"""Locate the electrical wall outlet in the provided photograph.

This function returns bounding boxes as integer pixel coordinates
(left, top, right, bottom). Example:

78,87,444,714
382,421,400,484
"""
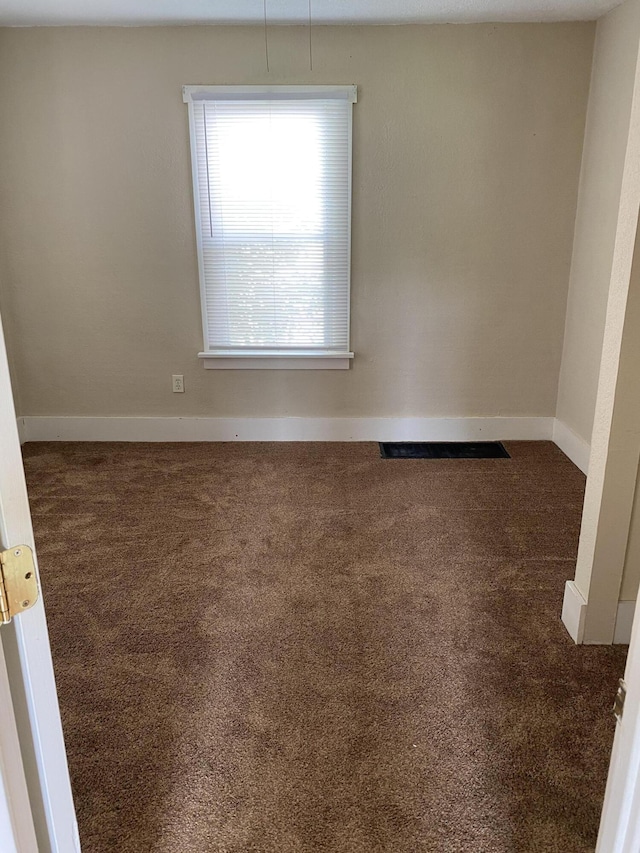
172,375,184,393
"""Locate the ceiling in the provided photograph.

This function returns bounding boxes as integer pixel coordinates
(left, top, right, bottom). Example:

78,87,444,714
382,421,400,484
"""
0,0,625,27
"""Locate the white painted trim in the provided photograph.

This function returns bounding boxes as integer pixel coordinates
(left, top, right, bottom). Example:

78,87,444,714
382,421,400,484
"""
0,639,37,852
597,595,640,852
185,89,355,367
615,601,637,645
16,415,594,468
574,6,640,646
19,416,554,443
15,418,26,447
186,85,211,357
562,586,635,646
198,351,354,358
200,353,353,370
561,580,587,644
553,418,591,475
183,85,358,103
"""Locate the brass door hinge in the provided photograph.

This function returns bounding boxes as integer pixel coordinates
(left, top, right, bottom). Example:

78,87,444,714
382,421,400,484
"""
613,678,627,722
0,545,39,626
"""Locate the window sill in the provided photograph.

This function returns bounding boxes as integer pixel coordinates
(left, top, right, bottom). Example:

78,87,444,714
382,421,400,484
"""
198,352,354,370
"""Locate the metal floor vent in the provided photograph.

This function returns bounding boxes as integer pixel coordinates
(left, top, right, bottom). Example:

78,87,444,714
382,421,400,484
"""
379,441,510,459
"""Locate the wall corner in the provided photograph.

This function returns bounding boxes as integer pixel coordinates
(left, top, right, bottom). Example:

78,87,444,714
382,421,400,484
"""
561,580,587,644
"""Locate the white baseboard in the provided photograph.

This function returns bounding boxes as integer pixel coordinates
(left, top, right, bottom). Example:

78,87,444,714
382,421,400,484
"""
16,417,26,445
553,419,591,475
614,600,637,645
561,580,587,643
19,415,555,444
21,412,628,643
562,581,635,645
17,416,591,476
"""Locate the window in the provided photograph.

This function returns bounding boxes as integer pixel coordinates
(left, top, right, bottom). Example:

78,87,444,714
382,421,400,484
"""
183,85,356,369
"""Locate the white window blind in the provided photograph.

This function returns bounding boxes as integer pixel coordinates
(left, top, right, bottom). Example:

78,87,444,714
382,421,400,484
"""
184,86,356,368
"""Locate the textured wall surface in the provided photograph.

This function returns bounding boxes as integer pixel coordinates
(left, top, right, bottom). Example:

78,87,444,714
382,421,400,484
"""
556,0,640,445
0,24,593,418
621,458,640,600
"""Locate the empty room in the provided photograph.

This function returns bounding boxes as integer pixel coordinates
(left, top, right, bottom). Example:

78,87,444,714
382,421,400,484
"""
3,0,640,851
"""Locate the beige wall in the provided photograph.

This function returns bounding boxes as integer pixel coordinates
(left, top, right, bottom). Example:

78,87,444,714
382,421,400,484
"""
622,458,640,600
0,24,593,418
0,274,22,414
556,0,640,445
613,208,640,606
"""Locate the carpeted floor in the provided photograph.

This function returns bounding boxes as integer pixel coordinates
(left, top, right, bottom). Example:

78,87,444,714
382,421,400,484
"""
23,440,626,853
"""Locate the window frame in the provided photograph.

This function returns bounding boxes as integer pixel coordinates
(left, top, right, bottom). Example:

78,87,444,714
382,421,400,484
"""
183,85,357,370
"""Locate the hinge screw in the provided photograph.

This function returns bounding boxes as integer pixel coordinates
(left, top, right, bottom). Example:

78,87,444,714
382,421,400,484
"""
22,600,29,608
14,549,21,557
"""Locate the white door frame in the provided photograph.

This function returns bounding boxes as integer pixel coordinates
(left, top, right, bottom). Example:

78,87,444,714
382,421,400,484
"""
562,23,640,646
0,638,37,852
597,591,640,851
0,310,79,852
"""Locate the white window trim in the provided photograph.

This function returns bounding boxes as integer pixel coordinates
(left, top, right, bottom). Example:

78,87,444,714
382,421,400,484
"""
198,351,354,370
183,85,357,103
184,84,356,370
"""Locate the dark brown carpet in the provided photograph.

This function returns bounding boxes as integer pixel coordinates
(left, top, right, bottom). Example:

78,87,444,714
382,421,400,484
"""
22,441,626,853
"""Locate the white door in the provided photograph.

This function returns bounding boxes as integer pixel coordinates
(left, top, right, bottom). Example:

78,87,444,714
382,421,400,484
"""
0,309,79,852
596,591,640,852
